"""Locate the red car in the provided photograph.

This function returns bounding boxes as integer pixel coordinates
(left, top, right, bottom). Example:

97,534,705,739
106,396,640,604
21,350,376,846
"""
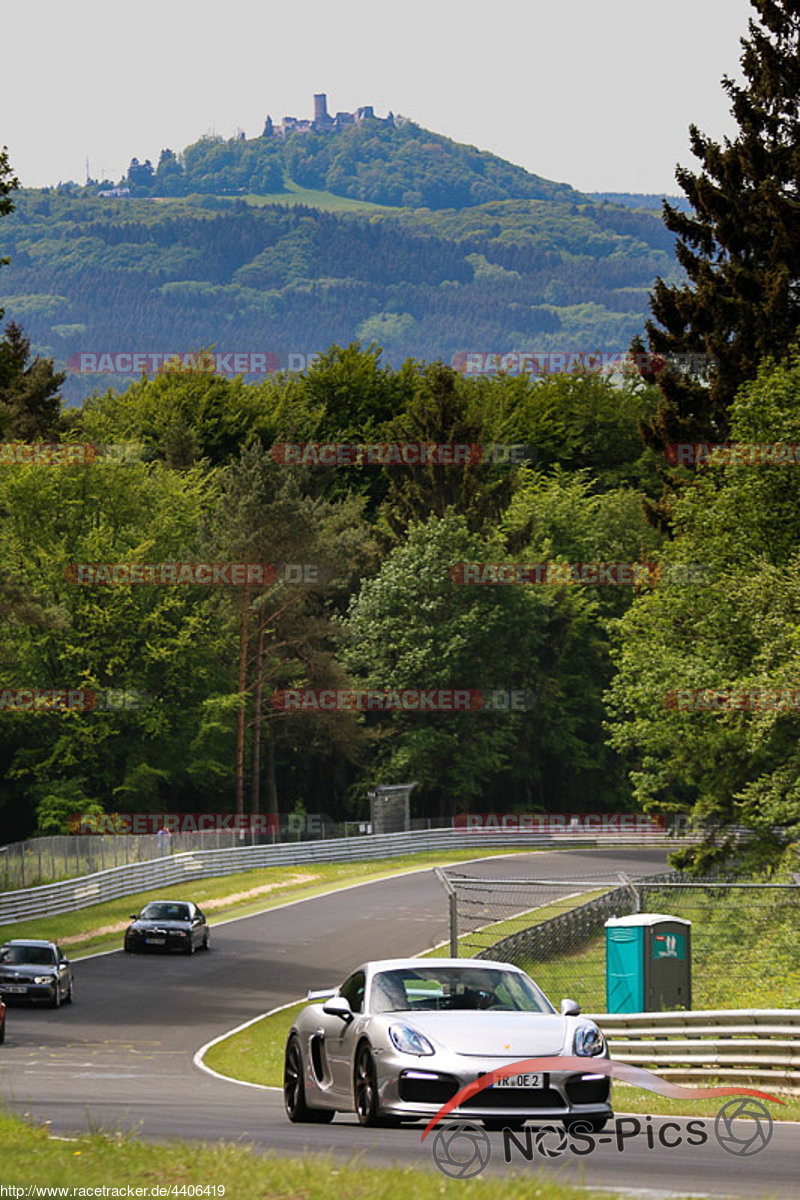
0,998,6,1043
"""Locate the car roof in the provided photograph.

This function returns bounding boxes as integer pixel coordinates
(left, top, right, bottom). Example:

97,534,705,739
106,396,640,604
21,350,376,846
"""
363,958,525,973
142,899,195,906
4,939,56,947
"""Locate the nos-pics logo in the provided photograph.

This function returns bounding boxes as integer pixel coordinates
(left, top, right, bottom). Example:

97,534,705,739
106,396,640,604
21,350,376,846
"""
431,1100,775,1177
424,1059,781,1178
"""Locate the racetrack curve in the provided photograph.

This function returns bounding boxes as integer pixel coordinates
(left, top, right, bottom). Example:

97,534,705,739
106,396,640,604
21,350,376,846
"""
0,848,796,1198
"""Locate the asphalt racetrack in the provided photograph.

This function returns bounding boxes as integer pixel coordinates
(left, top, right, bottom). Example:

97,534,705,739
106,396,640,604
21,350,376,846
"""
1,848,796,1198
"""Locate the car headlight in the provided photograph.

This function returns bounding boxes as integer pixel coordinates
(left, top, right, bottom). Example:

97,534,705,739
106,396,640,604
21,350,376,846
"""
389,1024,435,1056
34,975,54,985
574,1024,605,1056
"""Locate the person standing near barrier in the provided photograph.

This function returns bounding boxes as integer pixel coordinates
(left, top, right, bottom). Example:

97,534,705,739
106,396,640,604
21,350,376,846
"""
156,824,172,856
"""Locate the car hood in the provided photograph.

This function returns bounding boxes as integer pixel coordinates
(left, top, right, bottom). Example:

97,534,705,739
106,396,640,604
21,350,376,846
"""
388,1011,571,1057
0,964,56,979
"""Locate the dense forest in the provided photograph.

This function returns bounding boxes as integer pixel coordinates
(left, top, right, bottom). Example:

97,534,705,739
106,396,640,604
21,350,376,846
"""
0,336,797,870
0,345,666,839
0,184,679,403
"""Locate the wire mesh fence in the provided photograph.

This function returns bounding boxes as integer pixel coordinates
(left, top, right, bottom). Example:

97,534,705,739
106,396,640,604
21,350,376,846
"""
0,833,243,890
437,869,800,1013
0,816,452,890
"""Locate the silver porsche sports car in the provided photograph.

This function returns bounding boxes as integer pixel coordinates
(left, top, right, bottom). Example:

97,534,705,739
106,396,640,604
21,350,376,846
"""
283,957,611,1130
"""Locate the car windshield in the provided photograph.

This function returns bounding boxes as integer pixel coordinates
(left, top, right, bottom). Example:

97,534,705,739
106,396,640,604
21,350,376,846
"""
370,966,554,1014
139,903,191,921
0,944,56,966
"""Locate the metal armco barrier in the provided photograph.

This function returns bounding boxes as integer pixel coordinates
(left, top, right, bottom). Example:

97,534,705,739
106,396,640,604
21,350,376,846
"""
0,828,694,925
588,1009,800,1095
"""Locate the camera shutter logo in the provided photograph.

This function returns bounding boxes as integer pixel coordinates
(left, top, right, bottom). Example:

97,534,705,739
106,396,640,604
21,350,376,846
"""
431,1122,491,1178
535,1124,569,1157
714,1098,774,1156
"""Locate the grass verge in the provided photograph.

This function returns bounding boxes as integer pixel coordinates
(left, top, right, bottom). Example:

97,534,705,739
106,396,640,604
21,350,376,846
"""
611,1084,800,1121
423,889,608,958
203,1000,306,1087
0,848,524,958
0,1111,703,1199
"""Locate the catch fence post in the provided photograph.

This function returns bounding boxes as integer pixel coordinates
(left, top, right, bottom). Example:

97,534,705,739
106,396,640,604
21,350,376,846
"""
435,867,459,957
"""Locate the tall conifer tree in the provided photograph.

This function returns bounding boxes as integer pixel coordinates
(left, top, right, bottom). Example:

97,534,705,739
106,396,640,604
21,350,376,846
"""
0,146,20,322
638,1,800,518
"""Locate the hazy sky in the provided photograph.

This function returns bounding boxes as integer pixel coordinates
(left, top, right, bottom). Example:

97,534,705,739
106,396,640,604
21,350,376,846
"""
5,0,753,194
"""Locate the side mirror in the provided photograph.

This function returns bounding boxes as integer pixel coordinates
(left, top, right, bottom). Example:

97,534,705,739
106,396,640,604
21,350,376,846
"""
130,914,138,920
560,998,581,1016
322,996,353,1021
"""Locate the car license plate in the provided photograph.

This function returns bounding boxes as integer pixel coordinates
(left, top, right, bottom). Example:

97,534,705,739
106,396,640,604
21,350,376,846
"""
494,1073,545,1089
2,985,28,993
145,937,166,945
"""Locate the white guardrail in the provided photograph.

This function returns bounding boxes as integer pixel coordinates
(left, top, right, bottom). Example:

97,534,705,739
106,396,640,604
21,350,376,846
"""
0,827,694,924
588,1009,800,1095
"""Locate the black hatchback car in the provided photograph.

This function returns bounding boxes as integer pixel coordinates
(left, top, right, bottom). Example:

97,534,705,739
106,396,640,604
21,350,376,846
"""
0,939,74,1007
124,900,210,954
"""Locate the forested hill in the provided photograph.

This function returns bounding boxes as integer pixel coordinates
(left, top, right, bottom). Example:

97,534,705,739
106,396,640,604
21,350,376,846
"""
121,119,581,209
0,118,682,402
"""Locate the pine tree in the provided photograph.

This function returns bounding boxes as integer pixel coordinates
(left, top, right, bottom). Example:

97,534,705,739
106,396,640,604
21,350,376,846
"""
0,147,20,321
638,1,800,504
0,321,66,439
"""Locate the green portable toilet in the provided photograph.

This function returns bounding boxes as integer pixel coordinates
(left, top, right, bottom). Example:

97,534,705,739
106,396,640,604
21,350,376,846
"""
605,913,691,1013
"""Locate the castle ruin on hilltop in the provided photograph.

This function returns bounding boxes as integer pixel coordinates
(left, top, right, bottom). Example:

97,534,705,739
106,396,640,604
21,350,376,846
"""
262,94,399,139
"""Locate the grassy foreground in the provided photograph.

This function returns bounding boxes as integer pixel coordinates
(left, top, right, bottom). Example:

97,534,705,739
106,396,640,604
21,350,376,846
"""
0,849,523,958
0,1111,698,1199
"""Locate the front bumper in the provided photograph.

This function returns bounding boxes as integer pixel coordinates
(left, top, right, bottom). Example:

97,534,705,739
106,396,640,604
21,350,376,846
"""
375,1050,612,1121
0,980,58,1004
126,931,191,951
